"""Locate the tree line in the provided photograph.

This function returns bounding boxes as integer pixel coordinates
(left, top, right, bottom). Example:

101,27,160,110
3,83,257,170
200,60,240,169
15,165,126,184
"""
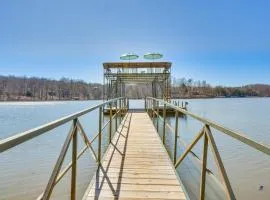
171,77,270,98
0,75,102,101
0,75,269,101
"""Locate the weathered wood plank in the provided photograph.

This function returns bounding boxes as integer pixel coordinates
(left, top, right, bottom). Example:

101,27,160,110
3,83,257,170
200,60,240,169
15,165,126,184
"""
104,167,176,175
92,177,181,186
91,184,183,192
87,190,186,199
97,173,178,179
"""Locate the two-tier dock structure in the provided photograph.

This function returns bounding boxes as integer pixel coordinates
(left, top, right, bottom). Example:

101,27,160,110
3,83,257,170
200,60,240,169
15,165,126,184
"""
103,62,172,101
103,61,186,115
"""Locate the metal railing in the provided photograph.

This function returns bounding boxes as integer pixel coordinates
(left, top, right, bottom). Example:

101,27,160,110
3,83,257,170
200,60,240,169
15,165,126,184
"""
0,97,129,200
145,97,270,200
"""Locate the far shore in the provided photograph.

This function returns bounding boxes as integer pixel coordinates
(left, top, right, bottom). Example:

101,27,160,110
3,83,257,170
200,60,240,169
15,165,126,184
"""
1,96,269,102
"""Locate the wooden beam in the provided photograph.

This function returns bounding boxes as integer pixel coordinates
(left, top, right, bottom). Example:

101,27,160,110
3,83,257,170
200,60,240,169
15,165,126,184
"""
205,125,236,200
109,103,112,142
98,107,102,164
103,62,172,69
162,104,166,144
42,124,75,200
77,121,98,161
200,132,208,200
175,128,204,168
71,119,78,200
173,111,179,164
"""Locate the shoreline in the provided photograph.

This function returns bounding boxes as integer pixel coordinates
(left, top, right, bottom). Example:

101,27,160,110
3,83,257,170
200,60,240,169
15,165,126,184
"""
0,96,269,102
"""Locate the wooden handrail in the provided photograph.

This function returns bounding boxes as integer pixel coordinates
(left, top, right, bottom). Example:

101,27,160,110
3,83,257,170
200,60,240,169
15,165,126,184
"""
146,97,270,156
153,110,215,173
0,97,129,200
146,97,269,200
0,97,126,153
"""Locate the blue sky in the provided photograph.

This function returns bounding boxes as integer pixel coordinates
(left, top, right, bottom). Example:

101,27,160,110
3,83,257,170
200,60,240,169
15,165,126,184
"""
0,0,269,86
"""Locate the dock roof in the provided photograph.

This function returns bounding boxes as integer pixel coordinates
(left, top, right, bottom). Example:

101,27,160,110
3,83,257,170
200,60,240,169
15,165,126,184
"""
103,62,171,69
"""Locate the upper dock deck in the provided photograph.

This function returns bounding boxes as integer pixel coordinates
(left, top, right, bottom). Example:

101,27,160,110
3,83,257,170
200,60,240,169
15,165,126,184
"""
83,111,186,200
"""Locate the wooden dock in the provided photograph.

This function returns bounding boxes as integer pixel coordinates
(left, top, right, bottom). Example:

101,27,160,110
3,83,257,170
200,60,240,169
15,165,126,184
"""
83,112,187,200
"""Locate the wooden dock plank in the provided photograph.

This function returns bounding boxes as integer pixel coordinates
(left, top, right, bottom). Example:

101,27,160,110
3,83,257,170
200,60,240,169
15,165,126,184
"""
83,112,187,200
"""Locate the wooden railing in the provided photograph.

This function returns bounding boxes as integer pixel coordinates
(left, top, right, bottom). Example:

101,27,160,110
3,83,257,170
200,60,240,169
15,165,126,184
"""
0,97,129,200
145,97,270,200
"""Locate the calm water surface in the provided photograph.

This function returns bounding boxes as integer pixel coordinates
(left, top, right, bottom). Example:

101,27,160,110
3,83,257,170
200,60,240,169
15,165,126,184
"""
0,98,270,200
162,98,270,200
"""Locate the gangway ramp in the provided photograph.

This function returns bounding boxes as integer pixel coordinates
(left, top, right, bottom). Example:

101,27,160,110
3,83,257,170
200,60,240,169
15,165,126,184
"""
83,112,186,200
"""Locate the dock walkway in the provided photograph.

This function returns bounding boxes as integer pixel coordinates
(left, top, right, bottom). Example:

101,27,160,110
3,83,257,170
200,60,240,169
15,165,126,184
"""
83,112,186,200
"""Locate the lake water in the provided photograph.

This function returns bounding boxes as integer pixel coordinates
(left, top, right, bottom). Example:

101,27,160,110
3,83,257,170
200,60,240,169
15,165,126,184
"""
0,98,270,200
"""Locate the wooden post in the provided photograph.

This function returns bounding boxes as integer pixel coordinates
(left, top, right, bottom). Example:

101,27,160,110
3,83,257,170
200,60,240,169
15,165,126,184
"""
122,98,124,117
174,111,179,164
200,132,208,200
98,107,102,164
149,99,151,116
123,98,126,114
205,125,236,199
122,98,124,118
125,98,127,113
127,98,129,111
123,98,125,113
152,99,154,120
115,100,118,131
146,99,148,114
156,101,159,132
42,126,75,200
109,103,112,143
144,97,146,111
121,98,123,119
119,98,122,121
162,104,166,144
119,99,121,121
71,118,78,200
